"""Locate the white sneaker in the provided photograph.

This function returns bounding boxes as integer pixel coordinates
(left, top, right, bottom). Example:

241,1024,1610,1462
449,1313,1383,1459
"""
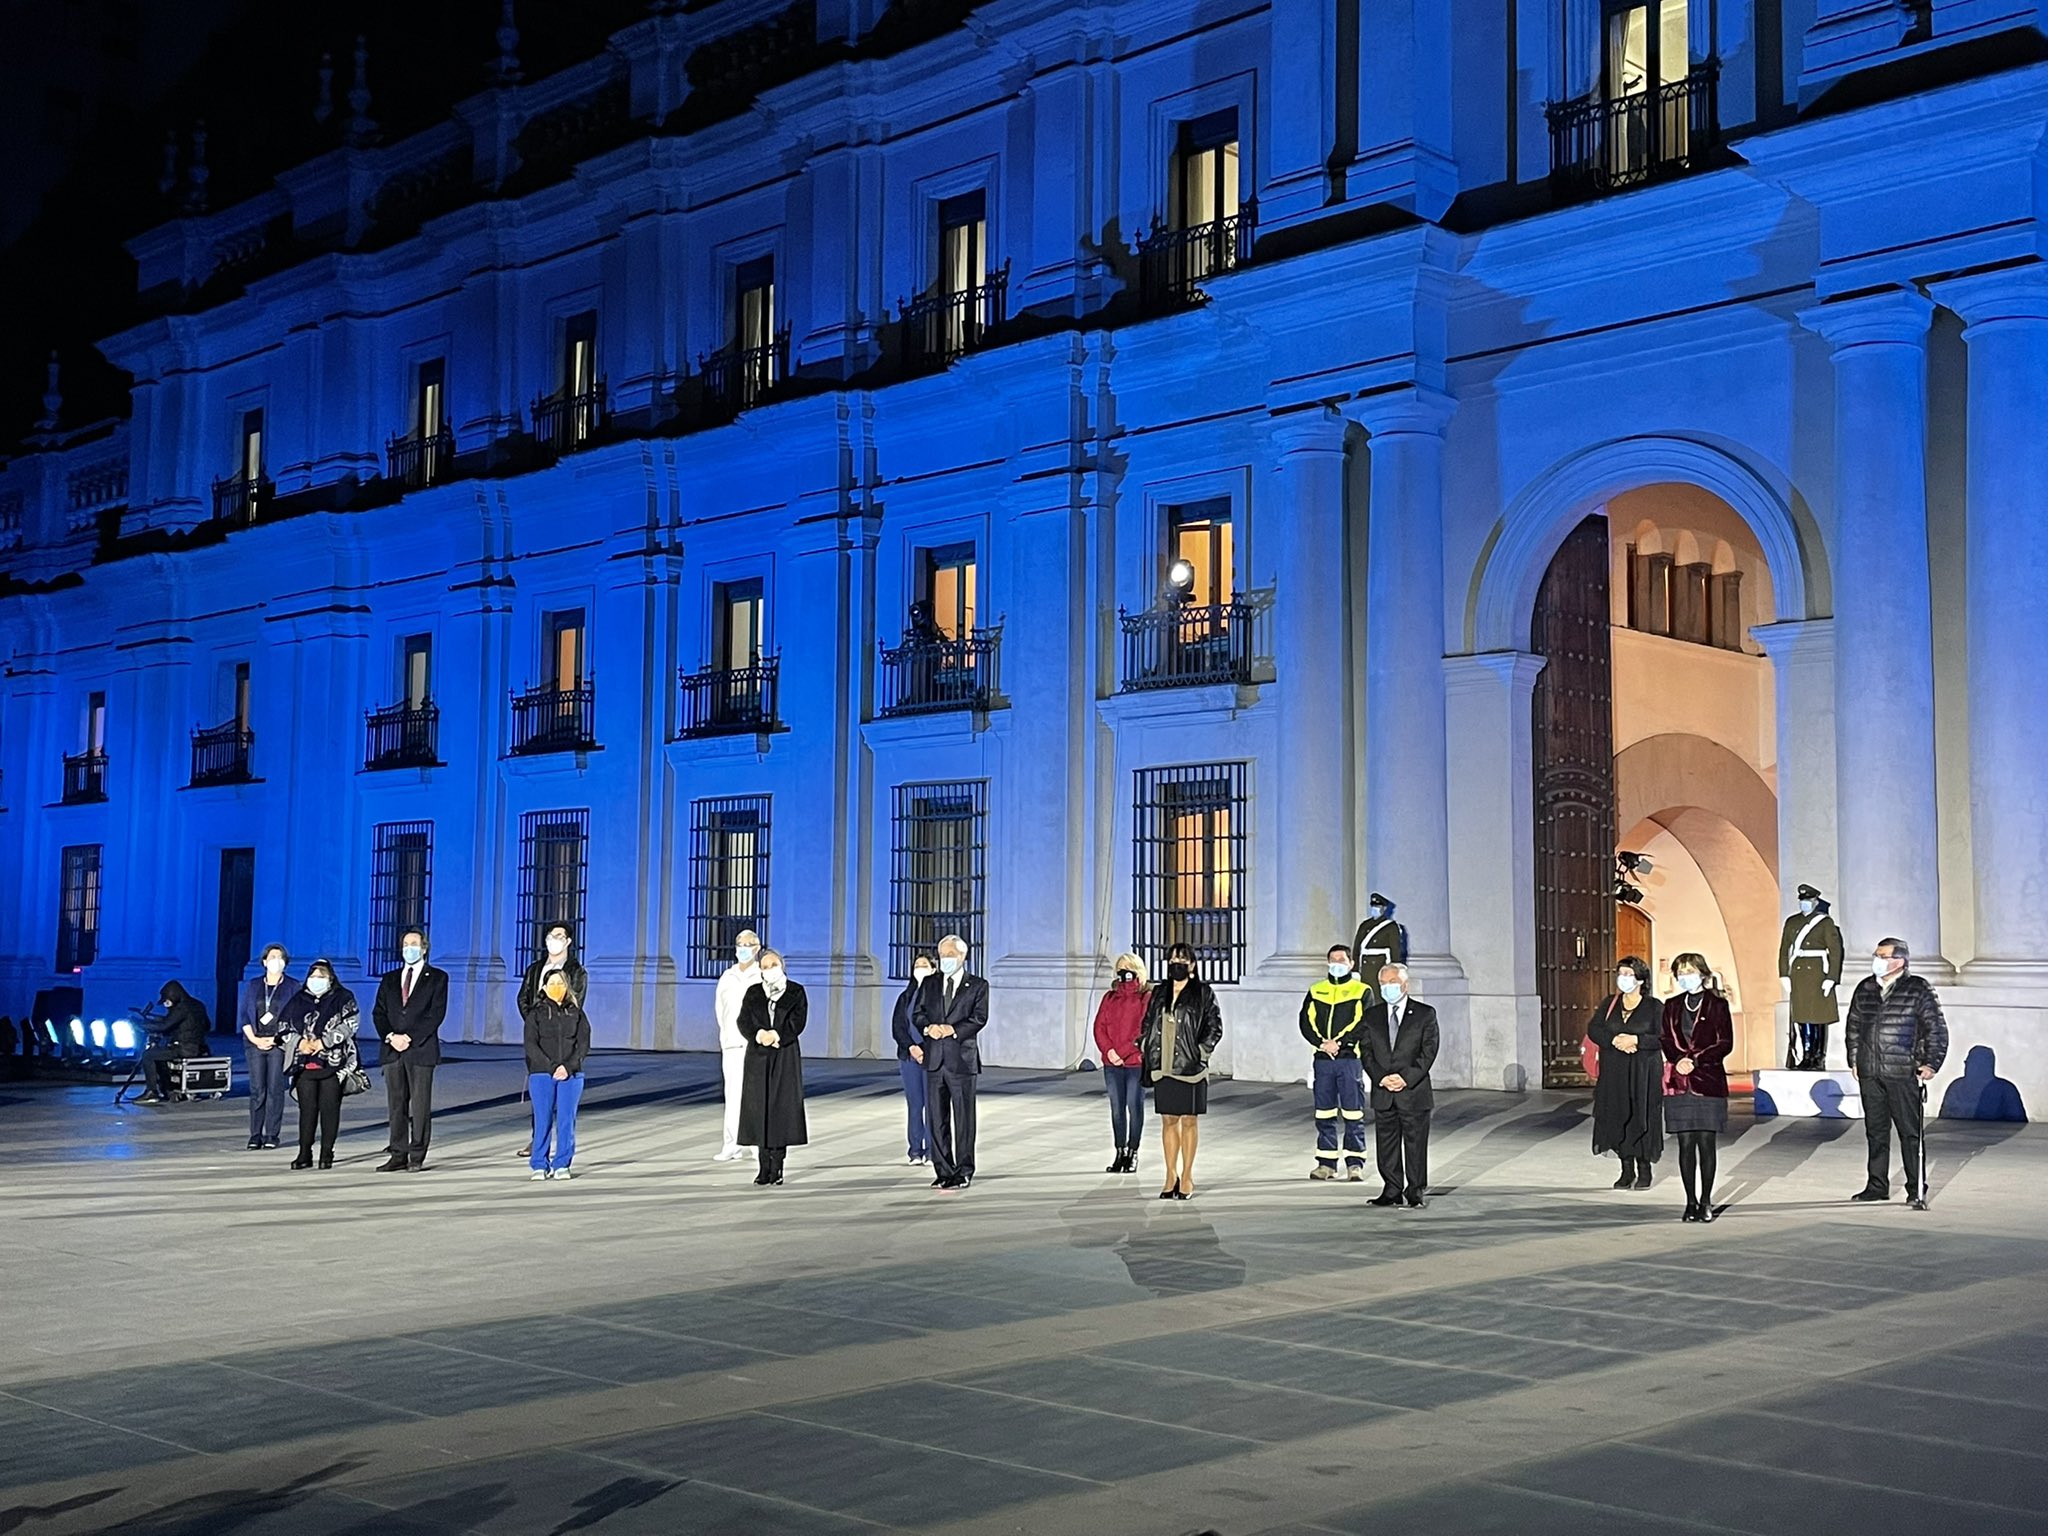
713,1145,740,1162
551,1168,573,1180
529,1170,550,1181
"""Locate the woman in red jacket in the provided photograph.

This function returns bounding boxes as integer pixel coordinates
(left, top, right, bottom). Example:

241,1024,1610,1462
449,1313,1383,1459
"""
1092,952,1149,1175
1662,951,1734,1223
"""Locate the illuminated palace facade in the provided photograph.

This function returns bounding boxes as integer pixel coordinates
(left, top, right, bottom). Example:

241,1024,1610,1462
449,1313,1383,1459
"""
4,0,2046,1108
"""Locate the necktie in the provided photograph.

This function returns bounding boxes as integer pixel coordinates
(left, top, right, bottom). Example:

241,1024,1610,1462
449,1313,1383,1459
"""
946,976,956,1008
402,966,413,1005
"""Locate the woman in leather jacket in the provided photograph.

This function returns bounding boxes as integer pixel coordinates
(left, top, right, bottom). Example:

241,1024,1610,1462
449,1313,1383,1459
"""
1140,942,1223,1200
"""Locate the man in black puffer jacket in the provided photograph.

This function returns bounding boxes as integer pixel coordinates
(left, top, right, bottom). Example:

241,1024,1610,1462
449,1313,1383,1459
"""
1845,937,1948,1210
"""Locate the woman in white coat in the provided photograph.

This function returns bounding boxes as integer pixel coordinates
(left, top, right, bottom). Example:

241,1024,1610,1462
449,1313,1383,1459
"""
712,929,762,1161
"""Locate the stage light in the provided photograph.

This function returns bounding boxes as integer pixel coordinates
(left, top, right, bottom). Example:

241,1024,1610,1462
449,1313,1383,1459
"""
111,1019,138,1052
68,1019,85,1047
1167,558,1196,596
89,1020,107,1050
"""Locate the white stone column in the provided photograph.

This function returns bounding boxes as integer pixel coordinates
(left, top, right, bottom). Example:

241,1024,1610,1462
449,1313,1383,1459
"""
1354,387,1456,961
1798,289,1942,964
1929,264,2048,980
1270,407,1354,956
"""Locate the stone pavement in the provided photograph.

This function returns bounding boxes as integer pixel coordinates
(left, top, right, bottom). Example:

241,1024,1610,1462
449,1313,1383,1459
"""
0,1048,2043,1534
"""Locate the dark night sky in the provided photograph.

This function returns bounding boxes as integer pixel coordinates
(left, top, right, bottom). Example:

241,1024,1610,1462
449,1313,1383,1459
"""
0,0,645,440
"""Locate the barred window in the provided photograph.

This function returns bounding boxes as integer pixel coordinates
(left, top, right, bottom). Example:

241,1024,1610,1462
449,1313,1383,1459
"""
889,780,986,980
56,844,102,971
687,795,771,979
518,809,589,968
368,821,433,973
1133,762,1247,983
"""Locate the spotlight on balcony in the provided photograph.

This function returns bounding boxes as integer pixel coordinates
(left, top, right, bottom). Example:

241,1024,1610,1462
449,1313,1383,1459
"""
1165,558,1196,604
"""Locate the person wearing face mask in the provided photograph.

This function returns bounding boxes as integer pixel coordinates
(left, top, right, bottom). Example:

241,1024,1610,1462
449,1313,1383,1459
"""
278,960,361,1169
1351,894,1408,1008
1091,952,1150,1175
523,966,591,1180
1300,944,1369,1183
912,934,990,1190
1778,883,1845,1070
1361,963,1438,1208
517,925,587,1160
1588,955,1663,1189
737,949,808,1186
712,930,763,1163
892,953,936,1166
236,946,299,1146
136,979,212,1104
1140,942,1224,1199
371,928,449,1173
1845,938,1948,1210
1660,952,1733,1222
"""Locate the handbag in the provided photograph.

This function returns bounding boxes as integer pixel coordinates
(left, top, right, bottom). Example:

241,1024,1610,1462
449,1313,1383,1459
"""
339,1064,372,1097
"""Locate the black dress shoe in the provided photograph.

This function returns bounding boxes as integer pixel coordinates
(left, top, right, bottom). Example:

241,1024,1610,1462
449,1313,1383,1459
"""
261,1139,280,1150
1697,1204,1719,1223
957,1174,973,1188
1368,1193,1401,1207
377,1157,409,1173
1907,1196,1929,1211
753,1173,772,1186
930,1175,950,1188
1849,1188,1890,1202
318,1155,334,1170
1681,1202,1700,1222
408,1162,426,1173
1403,1194,1427,1209
290,1154,314,1170
246,1137,262,1150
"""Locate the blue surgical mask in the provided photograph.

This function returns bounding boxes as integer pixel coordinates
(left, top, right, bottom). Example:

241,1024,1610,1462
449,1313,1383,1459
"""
736,945,757,965
1328,963,1350,981
939,957,961,976
1676,973,1703,994
402,943,423,965
1800,899,1816,917
306,976,331,998
1380,983,1404,1005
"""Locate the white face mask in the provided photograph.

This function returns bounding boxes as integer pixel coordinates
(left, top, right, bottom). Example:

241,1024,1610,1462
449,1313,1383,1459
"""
1800,899,1817,917
306,976,331,998
546,935,568,956
939,956,961,976
1616,973,1640,994
1380,983,1405,1006
263,958,285,979
913,968,933,986
1328,963,1350,980
761,968,785,994
1675,973,1703,994
1872,955,1897,980
736,946,757,966
401,944,423,965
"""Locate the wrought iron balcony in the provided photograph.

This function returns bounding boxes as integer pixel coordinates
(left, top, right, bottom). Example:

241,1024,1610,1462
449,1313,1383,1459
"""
61,748,109,804
510,681,597,756
531,383,609,458
697,333,789,421
364,700,441,770
898,271,1008,373
1137,204,1256,311
879,627,1001,717
190,721,254,787
212,473,271,525
679,657,780,738
386,427,456,491
1547,62,1720,200
1119,599,1259,692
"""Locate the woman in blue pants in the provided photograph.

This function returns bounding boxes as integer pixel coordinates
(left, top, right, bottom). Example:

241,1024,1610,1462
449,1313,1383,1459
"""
890,954,935,1165
523,969,591,1179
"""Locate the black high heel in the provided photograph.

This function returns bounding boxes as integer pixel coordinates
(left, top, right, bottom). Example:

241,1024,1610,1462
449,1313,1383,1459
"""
1697,1203,1718,1223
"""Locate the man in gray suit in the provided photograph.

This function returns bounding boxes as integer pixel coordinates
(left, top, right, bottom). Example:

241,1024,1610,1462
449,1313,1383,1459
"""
911,934,989,1189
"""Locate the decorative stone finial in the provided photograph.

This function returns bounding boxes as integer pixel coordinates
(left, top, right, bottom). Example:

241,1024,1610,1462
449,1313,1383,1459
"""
345,34,378,146
315,50,334,125
183,121,210,214
34,352,62,436
493,0,522,84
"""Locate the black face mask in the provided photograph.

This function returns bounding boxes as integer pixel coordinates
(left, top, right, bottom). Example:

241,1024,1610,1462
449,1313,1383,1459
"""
1167,962,1191,981
1115,970,1135,983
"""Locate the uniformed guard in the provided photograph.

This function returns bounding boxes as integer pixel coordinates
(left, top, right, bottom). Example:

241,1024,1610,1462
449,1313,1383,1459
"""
1351,893,1408,1007
1778,882,1844,1070
1300,945,1369,1181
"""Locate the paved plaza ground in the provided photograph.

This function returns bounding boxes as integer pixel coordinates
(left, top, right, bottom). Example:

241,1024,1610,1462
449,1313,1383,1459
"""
0,1047,2044,1535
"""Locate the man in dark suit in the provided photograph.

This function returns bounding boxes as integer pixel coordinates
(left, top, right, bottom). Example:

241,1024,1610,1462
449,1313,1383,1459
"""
371,928,449,1172
1360,963,1437,1208
910,934,989,1189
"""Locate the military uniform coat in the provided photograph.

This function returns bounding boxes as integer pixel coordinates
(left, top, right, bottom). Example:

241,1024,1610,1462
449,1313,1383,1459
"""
1350,916,1409,1003
737,981,809,1148
1778,910,1844,1024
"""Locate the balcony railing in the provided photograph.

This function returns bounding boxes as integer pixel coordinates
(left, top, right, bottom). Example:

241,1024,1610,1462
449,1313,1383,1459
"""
1547,62,1720,199
899,271,1008,373
364,700,441,770
190,721,254,787
698,333,789,421
1119,599,1260,692
1137,204,1257,311
386,427,456,491
61,748,109,804
212,473,272,525
531,383,609,458
510,681,597,756
679,657,781,738
879,627,1001,717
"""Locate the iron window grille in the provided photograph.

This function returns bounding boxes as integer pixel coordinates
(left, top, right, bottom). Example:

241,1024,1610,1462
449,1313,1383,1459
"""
367,821,434,974
686,795,772,979
57,844,102,971
888,780,987,981
518,809,589,969
1133,762,1248,984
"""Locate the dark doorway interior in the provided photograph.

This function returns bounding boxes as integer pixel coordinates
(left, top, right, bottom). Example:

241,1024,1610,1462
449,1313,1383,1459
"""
214,848,255,1039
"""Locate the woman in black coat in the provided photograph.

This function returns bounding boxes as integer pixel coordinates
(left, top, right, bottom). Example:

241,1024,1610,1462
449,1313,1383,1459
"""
1139,942,1224,1200
737,949,808,1186
277,960,360,1170
1588,955,1663,1189
1662,951,1735,1223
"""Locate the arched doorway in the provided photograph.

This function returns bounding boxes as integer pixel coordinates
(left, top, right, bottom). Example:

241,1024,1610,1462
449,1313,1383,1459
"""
1528,480,1785,1085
